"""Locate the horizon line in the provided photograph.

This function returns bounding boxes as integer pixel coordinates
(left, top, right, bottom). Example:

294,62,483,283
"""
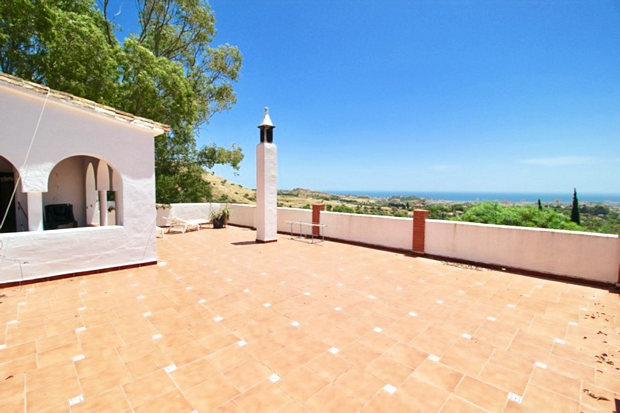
310,189,620,195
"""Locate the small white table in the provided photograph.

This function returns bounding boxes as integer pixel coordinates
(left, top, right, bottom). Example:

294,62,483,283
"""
285,221,327,243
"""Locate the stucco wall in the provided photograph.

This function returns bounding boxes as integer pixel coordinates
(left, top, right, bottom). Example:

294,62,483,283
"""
277,208,312,233
14,189,28,231
155,203,217,226
162,203,618,284
229,204,256,228
0,79,160,283
225,204,311,232
0,226,156,283
160,203,310,232
0,86,157,193
320,211,412,250
156,203,243,227
43,156,89,226
425,220,620,284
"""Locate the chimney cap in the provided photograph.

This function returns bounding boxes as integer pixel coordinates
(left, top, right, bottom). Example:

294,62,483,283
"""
258,107,275,128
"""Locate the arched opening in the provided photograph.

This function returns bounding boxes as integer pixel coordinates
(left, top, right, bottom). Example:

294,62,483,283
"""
0,155,27,233
44,155,123,229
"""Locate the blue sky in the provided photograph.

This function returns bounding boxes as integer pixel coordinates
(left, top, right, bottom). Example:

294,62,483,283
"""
113,1,620,193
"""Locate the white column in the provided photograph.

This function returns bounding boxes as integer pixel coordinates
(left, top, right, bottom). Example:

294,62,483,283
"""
85,162,99,226
256,142,277,242
26,191,43,231
112,169,123,225
96,160,110,227
98,190,108,226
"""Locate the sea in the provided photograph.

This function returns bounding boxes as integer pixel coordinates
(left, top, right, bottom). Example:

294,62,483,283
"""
322,190,620,204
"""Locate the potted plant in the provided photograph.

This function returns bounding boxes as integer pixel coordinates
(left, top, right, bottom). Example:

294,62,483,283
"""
211,206,229,229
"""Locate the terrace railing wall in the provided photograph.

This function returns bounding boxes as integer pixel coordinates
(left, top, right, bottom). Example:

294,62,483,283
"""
160,203,619,286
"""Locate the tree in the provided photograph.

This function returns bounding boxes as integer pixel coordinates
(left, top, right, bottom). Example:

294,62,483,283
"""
571,188,580,225
0,0,243,203
537,198,543,211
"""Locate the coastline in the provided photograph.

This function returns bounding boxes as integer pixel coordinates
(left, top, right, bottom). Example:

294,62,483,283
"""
320,190,620,205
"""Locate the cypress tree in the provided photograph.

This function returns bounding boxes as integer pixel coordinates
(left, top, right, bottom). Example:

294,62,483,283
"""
537,198,543,211
570,188,580,225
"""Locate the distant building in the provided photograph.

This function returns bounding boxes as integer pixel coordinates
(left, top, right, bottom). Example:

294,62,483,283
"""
0,73,169,284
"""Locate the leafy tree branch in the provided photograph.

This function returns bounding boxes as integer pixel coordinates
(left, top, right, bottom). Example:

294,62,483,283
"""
0,0,243,203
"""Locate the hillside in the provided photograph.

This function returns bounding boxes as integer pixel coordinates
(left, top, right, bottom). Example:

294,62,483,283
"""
205,173,619,234
204,173,416,215
203,172,255,203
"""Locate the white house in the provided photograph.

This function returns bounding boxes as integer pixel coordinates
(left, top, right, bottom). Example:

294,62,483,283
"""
0,73,169,284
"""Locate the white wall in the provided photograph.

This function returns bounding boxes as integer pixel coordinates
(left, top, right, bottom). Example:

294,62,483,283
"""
155,205,171,226
158,203,619,284
320,211,412,250
229,204,256,228
155,203,216,226
425,220,619,284
161,203,310,232
155,203,235,226
277,207,312,233
226,205,311,232
0,80,160,283
0,226,156,283
0,85,157,193
43,156,88,226
14,189,28,232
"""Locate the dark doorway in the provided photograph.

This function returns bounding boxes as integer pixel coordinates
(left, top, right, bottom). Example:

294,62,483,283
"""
0,172,16,233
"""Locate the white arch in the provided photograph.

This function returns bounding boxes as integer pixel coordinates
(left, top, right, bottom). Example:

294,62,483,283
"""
96,159,110,191
31,152,121,193
45,155,124,228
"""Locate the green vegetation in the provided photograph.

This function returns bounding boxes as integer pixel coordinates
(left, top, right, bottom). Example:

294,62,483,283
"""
331,205,355,213
453,202,582,231
577,204,620,234
571,188,580,225
274,189,618,234
426,200,618,234
426,203,466,220
0,0,243,203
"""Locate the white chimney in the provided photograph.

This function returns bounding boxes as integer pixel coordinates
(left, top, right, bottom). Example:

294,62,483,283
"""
256,107,277,242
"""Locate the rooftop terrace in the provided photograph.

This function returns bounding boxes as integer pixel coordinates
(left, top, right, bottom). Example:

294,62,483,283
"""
0,226,618,412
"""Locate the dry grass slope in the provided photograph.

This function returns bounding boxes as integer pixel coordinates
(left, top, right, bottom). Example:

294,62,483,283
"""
204,173,412,215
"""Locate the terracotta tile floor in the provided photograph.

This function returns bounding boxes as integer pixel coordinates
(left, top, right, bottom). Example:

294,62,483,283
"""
0,225,618,412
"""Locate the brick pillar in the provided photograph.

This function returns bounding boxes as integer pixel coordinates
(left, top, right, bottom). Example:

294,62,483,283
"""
312,204,325,237
412,209,429,254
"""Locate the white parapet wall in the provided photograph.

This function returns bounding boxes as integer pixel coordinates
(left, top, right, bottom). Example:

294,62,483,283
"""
156,203,223,226
425,220,620,284
0,226,156,284
157,203,257,228
229,204,256,228
227,204,312,232
320,211,413,251
160,202,619,285
277,207,312,233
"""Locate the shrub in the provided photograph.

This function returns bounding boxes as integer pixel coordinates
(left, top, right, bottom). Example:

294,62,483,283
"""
454,202,583,231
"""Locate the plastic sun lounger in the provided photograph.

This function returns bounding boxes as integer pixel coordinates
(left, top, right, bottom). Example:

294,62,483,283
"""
156,226,166,238
164,217,206,233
